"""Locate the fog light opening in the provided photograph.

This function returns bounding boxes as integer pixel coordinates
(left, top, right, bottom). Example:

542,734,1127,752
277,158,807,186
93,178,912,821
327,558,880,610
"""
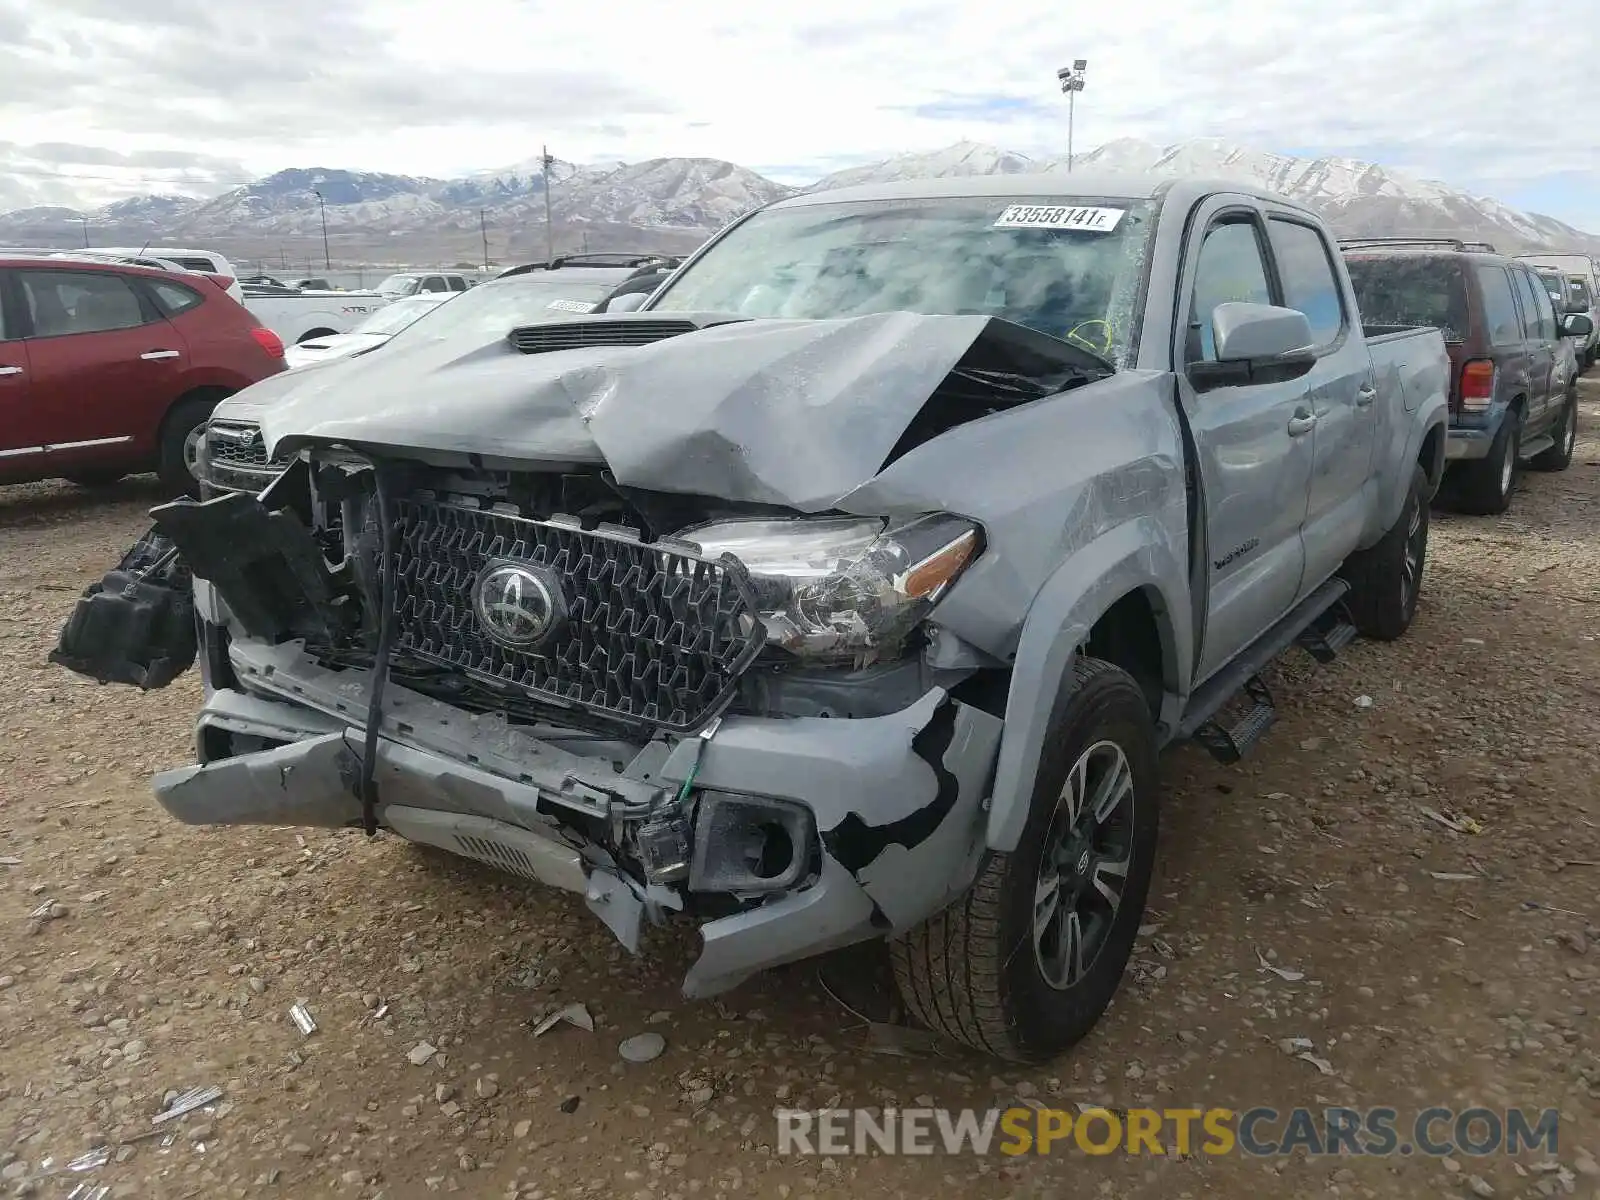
749,821,796,880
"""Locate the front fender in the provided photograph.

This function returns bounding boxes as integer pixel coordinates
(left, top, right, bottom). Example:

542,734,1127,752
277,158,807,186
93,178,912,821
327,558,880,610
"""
985,517,1191,852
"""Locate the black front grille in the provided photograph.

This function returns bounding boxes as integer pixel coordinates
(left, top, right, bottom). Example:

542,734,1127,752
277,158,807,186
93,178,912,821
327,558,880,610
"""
390,498,764,731
508,319,699,355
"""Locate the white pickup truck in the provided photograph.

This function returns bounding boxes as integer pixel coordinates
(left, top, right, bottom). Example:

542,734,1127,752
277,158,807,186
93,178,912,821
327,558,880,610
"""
240,283,392,345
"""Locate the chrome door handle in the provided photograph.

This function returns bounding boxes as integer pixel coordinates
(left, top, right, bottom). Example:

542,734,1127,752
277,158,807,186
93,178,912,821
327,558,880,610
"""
0,365,22,377
1355,384,1377,407
1287,412,1318,437
140,350,181,361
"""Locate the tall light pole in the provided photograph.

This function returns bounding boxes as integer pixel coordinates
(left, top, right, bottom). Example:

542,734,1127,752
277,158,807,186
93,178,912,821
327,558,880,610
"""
77,215,90,248
311,188,331,271
479,207,490,273
541,145,556,263
1056,59,1087,172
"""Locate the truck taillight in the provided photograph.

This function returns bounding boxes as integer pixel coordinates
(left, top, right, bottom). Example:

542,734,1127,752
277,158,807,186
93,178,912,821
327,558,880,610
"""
1459,359,1494,412
250,327,285,359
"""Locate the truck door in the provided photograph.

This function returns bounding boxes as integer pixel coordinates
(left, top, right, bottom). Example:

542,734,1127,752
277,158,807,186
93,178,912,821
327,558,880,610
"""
1262,213,1375,595
1175,201,1316,684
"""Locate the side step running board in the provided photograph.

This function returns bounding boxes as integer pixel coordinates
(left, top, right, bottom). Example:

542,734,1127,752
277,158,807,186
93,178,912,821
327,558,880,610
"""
1179,578,1351,763
1295,603,1359,664
1192,674,1275,764
1517,434,1555,460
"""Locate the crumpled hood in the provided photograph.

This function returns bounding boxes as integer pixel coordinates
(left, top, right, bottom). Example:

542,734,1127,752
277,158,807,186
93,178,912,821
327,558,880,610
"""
239,310,1104,511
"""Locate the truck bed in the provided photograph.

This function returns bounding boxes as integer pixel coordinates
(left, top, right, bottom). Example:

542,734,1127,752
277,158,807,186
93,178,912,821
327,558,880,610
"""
1363,323,1450,413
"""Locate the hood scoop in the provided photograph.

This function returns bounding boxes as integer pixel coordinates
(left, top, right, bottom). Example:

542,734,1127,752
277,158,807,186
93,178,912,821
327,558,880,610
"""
507,312,749,356
509,318,699,355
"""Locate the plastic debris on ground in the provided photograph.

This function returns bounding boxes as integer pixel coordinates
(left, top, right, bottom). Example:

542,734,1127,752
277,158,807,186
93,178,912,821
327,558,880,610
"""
0,855,20,866
618,1032,666,1063
1297,1051,1336,1075
864,1021,943,1057
1353,695,1374,708
531,1002,594,1037
288,1003,317,1035
151,1084,224,1125
1255,948,1305,982
1419,806,1485,835
407,1041,438,1065
66,1185,110,1200
66,1147,111,1172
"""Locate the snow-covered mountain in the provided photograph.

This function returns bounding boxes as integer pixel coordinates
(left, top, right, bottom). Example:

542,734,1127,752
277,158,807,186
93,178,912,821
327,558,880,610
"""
1,139,1592,258
816,137,1598,253
811,140,1035,190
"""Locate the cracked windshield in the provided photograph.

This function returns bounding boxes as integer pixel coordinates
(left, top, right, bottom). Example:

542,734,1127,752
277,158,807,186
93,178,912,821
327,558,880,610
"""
652,196,1153,361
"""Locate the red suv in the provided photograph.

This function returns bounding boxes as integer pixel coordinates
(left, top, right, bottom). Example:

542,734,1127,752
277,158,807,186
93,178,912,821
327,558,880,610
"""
0,254,285,493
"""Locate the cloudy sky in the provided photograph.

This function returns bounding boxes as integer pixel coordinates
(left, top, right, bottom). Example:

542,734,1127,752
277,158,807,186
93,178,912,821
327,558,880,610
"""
2,0,1596,230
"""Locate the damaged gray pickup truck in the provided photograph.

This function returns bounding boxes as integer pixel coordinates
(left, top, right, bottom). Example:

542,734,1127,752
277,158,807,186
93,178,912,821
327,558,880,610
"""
53,175,1450,1063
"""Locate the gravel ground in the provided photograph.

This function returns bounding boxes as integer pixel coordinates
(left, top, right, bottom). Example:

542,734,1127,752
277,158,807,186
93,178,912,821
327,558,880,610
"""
2,383,1599,1200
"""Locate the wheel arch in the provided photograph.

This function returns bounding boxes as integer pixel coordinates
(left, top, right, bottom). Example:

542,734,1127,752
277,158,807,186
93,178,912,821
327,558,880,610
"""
984,519,1190,853
158,384,236,442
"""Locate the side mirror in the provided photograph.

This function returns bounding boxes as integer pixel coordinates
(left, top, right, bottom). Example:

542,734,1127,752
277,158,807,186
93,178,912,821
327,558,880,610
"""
1562,312,1594,338
604,292,648,314
1189,302,1317,391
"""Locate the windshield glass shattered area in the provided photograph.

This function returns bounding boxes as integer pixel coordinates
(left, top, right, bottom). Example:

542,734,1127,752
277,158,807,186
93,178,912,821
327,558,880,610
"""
650,195,1157,365
381,277,619,350
1343,255,1468,342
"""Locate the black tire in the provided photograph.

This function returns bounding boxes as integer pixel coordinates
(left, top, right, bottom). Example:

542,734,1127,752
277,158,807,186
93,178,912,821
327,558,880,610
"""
157,397,220,496
65,471,127,488
890,657,1159,1063
1339,463,1429,642
1452,407,1520,516
1530,390,1578,472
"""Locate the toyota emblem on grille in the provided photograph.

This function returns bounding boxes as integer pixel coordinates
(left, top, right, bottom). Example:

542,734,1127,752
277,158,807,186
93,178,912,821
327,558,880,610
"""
473,561,565,650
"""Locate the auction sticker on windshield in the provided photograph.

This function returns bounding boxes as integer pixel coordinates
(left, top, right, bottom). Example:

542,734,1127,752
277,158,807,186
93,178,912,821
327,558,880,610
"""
546,298,597,313
993,205,1126,231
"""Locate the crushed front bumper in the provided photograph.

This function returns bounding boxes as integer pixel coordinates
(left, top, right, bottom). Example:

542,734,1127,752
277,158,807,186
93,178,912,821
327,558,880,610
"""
159,636,1003,997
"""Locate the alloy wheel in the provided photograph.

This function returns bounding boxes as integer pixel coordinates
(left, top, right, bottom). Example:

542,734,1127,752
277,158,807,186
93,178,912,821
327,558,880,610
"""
1033,740,1137,991
1401,491,1425,611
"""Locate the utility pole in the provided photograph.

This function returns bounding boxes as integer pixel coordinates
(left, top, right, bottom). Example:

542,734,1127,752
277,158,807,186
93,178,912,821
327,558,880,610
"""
77,215,90,247
541,145,556,263
311,188,331,270
1056,59,1088,171
480,208,490,272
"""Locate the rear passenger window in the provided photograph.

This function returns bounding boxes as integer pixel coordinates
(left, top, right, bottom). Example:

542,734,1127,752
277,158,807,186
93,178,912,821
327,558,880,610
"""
1510,269,1544,341
150,280,205,315
1476,267,1522,347
1187,220,1274,362
20,271,148,337
448,277,467,292
420,276,448,293
1530,279,1558,341
1267,219,1344,347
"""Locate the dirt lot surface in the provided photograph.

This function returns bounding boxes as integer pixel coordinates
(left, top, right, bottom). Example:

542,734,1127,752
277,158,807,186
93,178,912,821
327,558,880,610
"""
2,384,1599,1200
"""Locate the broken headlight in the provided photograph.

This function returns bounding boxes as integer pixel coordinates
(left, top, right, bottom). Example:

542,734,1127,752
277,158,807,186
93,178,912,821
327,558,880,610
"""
678,513,980,664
